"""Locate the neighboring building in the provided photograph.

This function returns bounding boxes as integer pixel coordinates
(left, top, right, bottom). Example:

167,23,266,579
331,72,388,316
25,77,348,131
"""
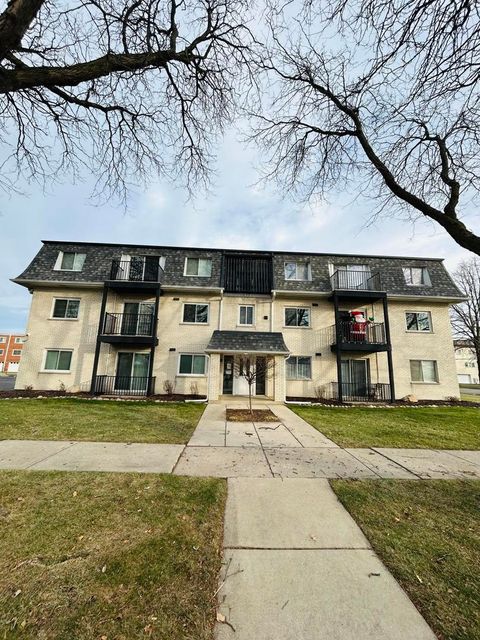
12,241,464,401
454,340,479,385
0,333,27,373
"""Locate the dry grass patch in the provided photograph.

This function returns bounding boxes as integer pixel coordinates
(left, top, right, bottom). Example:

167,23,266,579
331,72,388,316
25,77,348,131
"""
226,408,279,422
332,479,480,640
0,470,226,639
293,405,480,449
0,399,205,444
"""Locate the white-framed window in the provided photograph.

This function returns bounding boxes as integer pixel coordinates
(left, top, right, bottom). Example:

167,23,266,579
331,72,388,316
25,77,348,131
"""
403,267,431,286
43,349,73,372
0,337,5,343
14,337,25,343
239,305,254,326
284,307,310,327
410,359,438,383
54,251,86,272
182,303,209,324
184,257,212,277
286,356,312,380
12,349,22,356
284,261,311,281
178,354,207,376
51,298,80,319
405,311,432,332
0,349,4,355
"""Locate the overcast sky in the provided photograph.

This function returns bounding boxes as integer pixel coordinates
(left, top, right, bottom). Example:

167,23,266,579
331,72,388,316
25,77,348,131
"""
0,127,475,333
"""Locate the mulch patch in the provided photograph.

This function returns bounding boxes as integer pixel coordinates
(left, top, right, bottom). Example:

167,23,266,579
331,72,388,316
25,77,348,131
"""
226,408,280,422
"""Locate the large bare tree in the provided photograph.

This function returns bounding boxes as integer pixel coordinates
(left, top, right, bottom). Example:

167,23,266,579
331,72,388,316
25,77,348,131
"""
0,0,254,200
451,257,480,374
254,0,480,254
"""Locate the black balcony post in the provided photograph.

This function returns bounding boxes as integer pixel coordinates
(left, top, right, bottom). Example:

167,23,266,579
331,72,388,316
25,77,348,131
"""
90,284,109,394
333,293,344,403
147,285,161,396
382,295,395,403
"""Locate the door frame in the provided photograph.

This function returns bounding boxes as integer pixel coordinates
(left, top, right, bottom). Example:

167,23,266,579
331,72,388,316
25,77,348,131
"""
115,351,151,391
340,358,370,398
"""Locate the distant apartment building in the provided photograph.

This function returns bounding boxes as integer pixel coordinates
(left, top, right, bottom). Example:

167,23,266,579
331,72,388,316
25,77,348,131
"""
0,333,27,373
12,241,465,402
454,340,479,385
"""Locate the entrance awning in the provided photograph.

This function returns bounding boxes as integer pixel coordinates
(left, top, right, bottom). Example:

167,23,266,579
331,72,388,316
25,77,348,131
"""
205,331,289,355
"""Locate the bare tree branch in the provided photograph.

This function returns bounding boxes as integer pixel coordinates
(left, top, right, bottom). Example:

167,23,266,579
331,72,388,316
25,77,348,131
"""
0,0,256,201
451,257,480,373
252,1,480,255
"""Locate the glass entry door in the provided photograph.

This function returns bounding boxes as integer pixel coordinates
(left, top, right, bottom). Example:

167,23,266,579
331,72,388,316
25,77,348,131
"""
341,359,369,398
122,302,154,335
115,353,150,392
121,255,159,282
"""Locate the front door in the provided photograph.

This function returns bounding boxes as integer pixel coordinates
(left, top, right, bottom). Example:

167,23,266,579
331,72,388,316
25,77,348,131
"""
233,356,253,395
341,359,369,398
115,352,150,392
223,355,234,394
255,356,266,395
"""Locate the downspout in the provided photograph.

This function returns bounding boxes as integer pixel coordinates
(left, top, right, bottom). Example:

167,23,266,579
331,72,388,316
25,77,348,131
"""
270,291,276,332
218,289,224,330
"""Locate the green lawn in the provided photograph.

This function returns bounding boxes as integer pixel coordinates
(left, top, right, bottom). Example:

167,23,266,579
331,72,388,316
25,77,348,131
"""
0,399,205,444
0,471,226,640
332,480,480,640
292,405,480,449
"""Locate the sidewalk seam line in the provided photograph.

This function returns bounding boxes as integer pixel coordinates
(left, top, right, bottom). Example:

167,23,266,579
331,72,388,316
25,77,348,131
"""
24,441,78,469
223,546,373,551
251,420,274,477
170,445,186,475
343,449,384,479
371,448,424,479
440,449,480,467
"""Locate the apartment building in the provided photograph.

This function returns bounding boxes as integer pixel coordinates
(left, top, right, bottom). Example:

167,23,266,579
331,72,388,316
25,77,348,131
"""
454,340,479,385
0,333,27,373
13,241,464,401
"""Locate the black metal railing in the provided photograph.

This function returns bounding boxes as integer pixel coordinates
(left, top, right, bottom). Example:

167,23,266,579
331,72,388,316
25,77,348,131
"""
93,375,155,396
330,269,382,291
223,254,273,294
329,381,391,402
102,313,154,336
109,259,163,282
335,321,386,344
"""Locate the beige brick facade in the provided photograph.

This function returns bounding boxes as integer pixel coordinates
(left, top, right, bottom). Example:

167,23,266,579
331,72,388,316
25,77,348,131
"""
17,286,460,400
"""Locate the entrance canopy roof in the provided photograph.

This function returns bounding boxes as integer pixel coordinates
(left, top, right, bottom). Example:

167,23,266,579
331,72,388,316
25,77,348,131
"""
205,331,289,355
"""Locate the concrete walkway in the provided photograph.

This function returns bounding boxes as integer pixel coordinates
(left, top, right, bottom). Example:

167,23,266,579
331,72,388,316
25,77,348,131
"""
188,402,338,448
1,402,479,478
174,402,480,479
215,478,437,639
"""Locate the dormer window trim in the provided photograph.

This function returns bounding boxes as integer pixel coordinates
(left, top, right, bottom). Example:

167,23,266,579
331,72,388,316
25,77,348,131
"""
54,251,86,272
184,257,212,277
403,266,431,287
284,261,312,281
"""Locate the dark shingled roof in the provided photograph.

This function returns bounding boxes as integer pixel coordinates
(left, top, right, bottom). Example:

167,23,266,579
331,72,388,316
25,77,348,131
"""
206,331,290,354
13,240,465,299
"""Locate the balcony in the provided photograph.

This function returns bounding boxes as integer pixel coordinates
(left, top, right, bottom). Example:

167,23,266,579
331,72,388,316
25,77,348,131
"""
327,381,392,402
99,313,157,345
107,258,163,291
223,253,273,294
330,321,388,352
330,269,384,301
93,375,156,396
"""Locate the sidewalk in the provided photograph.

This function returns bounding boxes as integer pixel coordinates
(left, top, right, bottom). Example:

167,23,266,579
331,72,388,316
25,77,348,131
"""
1,402,479,477
215,478,437,639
